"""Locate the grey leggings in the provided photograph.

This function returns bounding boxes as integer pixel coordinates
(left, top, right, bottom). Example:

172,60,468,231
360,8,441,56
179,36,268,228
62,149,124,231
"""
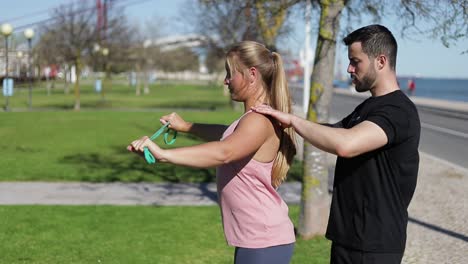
234,243,295,264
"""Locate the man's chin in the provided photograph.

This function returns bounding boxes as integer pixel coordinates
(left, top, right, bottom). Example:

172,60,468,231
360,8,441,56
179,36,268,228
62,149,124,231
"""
354,85,369,93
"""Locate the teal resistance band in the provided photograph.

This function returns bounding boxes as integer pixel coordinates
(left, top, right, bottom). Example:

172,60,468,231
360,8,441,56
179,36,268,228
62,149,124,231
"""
144,122,177,164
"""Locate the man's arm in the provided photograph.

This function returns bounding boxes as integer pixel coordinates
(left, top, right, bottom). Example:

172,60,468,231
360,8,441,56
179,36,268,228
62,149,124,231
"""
290,116,387,158
252,105,387,158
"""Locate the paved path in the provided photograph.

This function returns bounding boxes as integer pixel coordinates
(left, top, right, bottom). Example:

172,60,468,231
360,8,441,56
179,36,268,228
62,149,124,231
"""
0,181,301,206
1,152,467,263
402,153,468,264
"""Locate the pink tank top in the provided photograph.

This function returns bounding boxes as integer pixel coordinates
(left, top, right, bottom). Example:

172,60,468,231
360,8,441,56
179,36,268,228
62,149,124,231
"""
216,112,295,248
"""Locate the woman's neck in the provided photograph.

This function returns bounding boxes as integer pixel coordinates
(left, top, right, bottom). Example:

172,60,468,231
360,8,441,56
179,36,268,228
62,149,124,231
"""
244,96,267,112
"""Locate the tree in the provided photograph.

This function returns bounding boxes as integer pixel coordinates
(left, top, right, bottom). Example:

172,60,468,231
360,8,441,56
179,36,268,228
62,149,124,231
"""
299,0,468,239
254,0,299,50
299,0,345,239
93,5,135,100
41,0,133,109
185,0,300,71
34,28,69,95
43,1,96,110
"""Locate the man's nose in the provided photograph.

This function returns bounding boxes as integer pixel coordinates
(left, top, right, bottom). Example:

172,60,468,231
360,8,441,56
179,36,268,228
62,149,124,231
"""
347,64,354,73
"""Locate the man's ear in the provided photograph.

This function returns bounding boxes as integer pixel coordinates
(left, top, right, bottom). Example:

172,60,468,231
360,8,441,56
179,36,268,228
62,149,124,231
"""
376,55,387,70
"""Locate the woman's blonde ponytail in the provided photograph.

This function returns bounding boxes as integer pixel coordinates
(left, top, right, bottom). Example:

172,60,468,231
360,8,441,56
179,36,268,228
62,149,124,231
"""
226,41,296,188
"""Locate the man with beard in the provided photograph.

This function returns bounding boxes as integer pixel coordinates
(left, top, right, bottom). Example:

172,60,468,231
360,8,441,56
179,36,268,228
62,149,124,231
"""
252,24,421,264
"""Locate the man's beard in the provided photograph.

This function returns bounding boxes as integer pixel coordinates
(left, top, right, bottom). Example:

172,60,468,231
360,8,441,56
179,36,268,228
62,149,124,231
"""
354,65,377,93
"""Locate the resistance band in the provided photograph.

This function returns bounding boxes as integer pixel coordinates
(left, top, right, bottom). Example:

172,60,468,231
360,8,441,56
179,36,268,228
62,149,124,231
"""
144,122,177,164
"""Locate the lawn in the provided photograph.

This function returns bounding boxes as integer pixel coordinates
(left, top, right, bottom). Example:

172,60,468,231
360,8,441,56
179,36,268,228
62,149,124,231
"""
1,75,319,264
2,80,233,182
1,110,239,182
0,205,330,264
6,79,232,111
1,81,303,182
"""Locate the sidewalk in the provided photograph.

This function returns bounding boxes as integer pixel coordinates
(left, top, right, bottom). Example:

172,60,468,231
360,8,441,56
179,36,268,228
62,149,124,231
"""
1,152,467,263
0,181,301,206
402,153,467,264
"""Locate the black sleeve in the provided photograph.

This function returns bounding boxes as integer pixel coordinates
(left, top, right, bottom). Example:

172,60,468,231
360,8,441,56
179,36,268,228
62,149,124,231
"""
327,111,355,128
321,121,343,128
367,104,409,145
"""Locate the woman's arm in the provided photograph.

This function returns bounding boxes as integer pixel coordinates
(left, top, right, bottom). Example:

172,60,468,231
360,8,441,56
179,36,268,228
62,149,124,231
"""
129,113,273,168
160,112,228,141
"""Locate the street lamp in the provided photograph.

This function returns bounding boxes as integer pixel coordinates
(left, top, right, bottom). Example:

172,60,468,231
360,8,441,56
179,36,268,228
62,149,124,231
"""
93,43,101,53
1,23,13,111
92,43,101,94
24,28,34,109
101,47,109,57
16,51,23,77
143,40,152,94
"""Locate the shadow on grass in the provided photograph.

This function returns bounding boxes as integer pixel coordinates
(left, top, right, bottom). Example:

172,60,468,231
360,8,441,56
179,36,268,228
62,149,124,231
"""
155,101,229,111
60,146,219,204
43,100,113,109
60,146,216,183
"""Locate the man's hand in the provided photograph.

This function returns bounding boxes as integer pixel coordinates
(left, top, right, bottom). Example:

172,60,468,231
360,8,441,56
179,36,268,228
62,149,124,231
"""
251,105,293,128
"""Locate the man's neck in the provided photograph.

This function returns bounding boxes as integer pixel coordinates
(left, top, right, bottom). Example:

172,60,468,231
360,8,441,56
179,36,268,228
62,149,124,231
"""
370,73,400,97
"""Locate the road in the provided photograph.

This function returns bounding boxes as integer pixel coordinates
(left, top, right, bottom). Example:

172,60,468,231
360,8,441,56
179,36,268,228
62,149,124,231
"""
329,92,468,169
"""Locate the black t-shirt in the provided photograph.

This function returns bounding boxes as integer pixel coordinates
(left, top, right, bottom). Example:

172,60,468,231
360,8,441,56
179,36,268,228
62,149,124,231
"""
325,90,421,253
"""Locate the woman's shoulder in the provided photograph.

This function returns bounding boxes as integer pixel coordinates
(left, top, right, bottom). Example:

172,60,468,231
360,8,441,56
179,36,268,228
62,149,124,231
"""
237,111,276,133
240,111,273,124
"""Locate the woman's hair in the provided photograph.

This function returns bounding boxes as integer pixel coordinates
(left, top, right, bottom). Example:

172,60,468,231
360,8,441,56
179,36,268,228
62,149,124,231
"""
226,41,296,188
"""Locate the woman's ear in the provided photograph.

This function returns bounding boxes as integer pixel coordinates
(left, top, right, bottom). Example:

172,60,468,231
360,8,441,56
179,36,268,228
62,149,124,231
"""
248,67,258,84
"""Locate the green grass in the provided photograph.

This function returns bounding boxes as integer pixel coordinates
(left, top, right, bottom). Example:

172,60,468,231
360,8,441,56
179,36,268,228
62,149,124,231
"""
1,79,316,264
1,111,241,182
1,110,303,182
7,80,232,110
0,205,330,264
1,80,304,182
1,80,236,182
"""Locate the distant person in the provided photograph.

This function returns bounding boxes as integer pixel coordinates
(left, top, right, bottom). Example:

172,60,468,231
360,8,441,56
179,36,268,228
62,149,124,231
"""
407,78,416,95
128,41,297,264
253,24,421,264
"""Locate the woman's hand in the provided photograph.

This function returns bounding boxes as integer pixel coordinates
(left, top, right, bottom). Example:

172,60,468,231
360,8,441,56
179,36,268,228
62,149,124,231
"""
251,105,293,128
127,136,164,161
160,112,192,133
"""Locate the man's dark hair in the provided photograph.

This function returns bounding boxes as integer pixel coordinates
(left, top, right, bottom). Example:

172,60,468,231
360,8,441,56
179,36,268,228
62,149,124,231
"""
343,24,398,71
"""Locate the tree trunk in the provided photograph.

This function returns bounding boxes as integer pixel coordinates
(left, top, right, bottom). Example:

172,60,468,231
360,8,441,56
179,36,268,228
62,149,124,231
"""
101,62,108,101
135,64,141,96
64,66,70,94
46,76,51,96
298,0,344,239
255,1,286,49
143,68,149,94
74,57,82,111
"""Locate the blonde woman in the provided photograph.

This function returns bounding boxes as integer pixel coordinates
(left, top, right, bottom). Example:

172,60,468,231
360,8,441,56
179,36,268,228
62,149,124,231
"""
128,41,297,264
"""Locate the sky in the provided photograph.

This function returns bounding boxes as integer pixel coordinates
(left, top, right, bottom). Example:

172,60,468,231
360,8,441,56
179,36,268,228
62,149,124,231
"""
2,0,468,79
